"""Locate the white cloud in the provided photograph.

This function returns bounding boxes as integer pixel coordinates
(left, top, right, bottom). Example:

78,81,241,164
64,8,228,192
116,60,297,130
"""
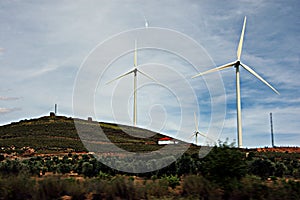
0,107,20,114
0,96,20,101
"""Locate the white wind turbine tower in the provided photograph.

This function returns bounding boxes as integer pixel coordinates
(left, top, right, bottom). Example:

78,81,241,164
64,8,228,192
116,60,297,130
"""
106,40,157,126
192,16,279,148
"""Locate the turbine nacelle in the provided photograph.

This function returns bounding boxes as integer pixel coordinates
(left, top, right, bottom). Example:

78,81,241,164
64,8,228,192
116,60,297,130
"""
234,60,241,68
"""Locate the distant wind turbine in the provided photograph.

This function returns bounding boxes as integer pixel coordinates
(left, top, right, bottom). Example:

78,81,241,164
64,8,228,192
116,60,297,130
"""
192,16,279,148
190,112,212,145
106,40,157,126
143,15,149,28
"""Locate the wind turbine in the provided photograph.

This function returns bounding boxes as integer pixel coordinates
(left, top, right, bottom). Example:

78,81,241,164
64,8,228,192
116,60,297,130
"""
190,112,212,145
192,16,279,148
106,40,157,126
143,15,149,28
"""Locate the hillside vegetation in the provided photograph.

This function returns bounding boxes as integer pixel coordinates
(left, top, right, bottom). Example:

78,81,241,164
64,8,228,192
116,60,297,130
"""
0,115,193,154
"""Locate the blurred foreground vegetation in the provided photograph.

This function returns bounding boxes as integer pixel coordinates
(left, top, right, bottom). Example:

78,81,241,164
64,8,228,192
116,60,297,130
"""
1,142,299,200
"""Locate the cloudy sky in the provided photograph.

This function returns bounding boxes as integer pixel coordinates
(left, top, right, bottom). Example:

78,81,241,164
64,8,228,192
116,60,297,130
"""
0,0,299,148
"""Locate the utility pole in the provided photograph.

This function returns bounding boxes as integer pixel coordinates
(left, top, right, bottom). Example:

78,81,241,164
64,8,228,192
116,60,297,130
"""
270,113,274,147
55,104,57,115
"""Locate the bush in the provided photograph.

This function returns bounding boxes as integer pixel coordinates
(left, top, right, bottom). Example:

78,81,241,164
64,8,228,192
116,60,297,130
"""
162,174,180,189
230,175,270,200
145,178,169,198
201,145,247,185
176,154,196,175
0,175,35,200
61,178,86,200
57,163,71,174
35,177,64,199
82,162,94,177
249,158,275,179
109,175,137,200
182,175,222,200
98,171,112,180
274,162,288,177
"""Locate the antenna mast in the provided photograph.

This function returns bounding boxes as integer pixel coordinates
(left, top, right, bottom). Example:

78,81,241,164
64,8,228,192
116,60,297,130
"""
270,112,274,147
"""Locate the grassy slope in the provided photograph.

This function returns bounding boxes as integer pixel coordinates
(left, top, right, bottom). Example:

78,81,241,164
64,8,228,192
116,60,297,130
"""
0,115,197,154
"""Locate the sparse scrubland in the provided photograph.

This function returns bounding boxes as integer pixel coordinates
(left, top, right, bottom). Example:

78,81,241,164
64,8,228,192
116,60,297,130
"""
0,144,300,199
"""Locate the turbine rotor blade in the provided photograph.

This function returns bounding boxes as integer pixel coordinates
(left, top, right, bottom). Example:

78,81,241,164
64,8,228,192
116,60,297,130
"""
134,40,137,67
192,61,236,78
106,69,134,85
198,132,205,137
199,132,214,141
240,62,280,95
137,69,158,83
237,16,247,61
194,112,199,132
189,133,196,139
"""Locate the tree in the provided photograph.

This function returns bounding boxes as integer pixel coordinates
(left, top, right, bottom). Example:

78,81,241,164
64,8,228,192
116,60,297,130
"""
0,155,5,161
274,162,287,177
201,144,247,185
57,163,71,174
249,158,275,179
82,162,93,177
176,154,196,175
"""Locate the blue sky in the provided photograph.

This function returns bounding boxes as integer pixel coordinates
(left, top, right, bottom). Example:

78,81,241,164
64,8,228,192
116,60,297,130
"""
0,0,299,148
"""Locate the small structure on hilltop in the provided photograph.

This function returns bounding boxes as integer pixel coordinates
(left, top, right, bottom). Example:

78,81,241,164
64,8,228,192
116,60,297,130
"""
158,137,179,145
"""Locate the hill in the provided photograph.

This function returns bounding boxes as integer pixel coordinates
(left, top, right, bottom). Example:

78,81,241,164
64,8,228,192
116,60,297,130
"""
2,114,298,157
0,115,194,155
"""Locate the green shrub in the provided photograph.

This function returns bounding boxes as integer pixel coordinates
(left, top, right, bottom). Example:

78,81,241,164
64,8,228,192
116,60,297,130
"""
82,162,94,177
249,158,275,179
201,145,247,185
274,162,288,177
162,174,180,189
182,175,222,200
98,171,112,180
0,175,35,200
109,175,136,200
61,178,86,200
57,162,71,174
230,175,270,200
35,177,64,199
145,178,169,198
